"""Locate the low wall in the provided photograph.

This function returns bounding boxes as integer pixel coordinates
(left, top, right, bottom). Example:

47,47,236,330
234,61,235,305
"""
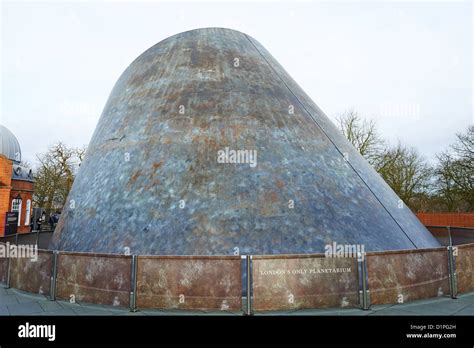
2,235,15,245
0,243,8,283
252,254,360,311
136,256,241,310
56,252,132,308
366,247,450,305
9,249,52,296
0,242,472,313
426,226,451,246
14,233,37,245
37,232,53,249
450,228,474,245
426,226,474,246
0,231,54,249
456,243,474,294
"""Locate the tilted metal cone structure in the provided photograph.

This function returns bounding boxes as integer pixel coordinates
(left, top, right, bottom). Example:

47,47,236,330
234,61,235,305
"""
50,28,440,255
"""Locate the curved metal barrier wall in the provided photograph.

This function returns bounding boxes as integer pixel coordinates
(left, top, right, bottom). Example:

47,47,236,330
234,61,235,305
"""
9,249,52,296
0,252,8,284
366,247,450,305
252,254,360,311
55,252,132,308
0,242,473,313
136,256,242,310
456,243,474,294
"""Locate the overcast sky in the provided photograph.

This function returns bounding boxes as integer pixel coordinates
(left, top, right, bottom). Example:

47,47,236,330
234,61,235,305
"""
1,0,472,166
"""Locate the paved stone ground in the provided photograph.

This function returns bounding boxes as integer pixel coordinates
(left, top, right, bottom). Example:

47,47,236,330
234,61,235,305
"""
0,286,473,316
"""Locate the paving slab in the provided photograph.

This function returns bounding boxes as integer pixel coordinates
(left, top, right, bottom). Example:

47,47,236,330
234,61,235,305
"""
0,295,18,305
38,300,63,312
116,311,146,316
70,306,116,316
453,305,474,316
0,305,10,315
0,286,473,316
401,302,468,315
7,301,44,315
37,308,77,316
368,308,418,316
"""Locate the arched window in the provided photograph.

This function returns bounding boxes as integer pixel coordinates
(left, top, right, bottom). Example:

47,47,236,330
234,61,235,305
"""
11,198,22,227
25,199,31,226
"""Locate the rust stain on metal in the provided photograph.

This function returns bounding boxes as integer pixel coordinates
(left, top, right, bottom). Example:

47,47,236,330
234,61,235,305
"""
128,169,143,187
152,161,163,170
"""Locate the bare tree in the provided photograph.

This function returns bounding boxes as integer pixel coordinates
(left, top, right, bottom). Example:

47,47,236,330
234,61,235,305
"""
336,110,432,211
435,125,474,211
33,143,86,213
375,143,432,211
336,109,384,166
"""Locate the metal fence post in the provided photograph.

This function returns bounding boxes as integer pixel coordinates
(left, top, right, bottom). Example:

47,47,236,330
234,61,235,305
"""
14,233,18,246
358,252,370,310
447,226,452,248
447,246,457,299
245,255,253,315
130,255,138,312
5,253,11,289
35,231,40,246
50,250,58,301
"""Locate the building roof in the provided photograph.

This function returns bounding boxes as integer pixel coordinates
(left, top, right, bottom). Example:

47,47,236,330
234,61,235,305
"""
12,164,34,182
50,28,440,255
0,125,21,163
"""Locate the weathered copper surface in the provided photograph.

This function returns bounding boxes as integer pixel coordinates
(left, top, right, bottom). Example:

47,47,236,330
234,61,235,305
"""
56,252,131,307
9,249,52,296
51,28,439,255
252,254,359,311
0,243,8,283
367,247,450,305
136,256,241,310
456,243,474,294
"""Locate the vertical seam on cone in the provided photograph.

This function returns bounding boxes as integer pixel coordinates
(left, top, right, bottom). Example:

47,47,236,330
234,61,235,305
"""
244,34,417,249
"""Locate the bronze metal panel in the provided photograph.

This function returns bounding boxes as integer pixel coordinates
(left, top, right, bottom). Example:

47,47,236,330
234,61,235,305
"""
456,243,474,294
136,256,241,310
0,243,8,283
51,28,440,256
366,247,449,305
56,252,132,307
252,255,359,311
9,249,52,295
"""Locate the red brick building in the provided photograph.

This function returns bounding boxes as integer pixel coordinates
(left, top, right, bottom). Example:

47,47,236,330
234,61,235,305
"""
0,125,34,236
